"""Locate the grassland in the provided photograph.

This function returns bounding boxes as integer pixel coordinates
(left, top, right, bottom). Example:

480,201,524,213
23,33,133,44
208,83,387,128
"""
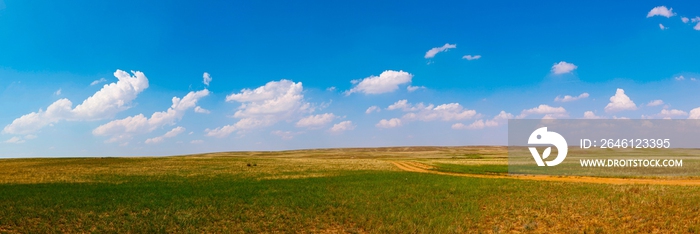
1,146,700,233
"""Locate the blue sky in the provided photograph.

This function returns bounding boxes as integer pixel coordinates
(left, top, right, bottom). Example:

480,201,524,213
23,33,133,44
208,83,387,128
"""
1,1,700,157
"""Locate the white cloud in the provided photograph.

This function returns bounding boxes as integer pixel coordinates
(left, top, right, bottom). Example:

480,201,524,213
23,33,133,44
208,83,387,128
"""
271,130,302,140
376,118,402,128
693,17,700,23
453,111,512,130
551,61,577,74
190,140,204,144
647,100,664,107
517,105,568,118
424,43,456,59
54,89,62,96
3,135,37,144
583,111,602,119
329,121,355,133
194,106,210,114
675,75,685,81
659,24,667,30
296,113,336,128
689,108,700,119
647,6,676,18
93,89,209,143
451,120,497,130
145,126,186,144
386,100,478,123
206,80,310,138
604,88,637,113
345,70,413,95
90,78,107,86
682,17,690,23
493,111,514,120
387,99,413,111
4,136,25,144
402,103,478,122
407,85,425,92
647,109,687,119
365,106,381,114
386,100,433,112
695,22,700,31
326,87,336,92
203,72,212,86
3,70,149,135
462,55,481,60
554,92,589,102
72,70,150,120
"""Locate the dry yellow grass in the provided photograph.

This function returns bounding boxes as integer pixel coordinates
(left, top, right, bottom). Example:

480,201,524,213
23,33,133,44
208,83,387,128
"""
0,146,506,184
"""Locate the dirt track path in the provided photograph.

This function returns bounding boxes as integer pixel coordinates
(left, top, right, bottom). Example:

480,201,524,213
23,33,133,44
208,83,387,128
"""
391,161,700,186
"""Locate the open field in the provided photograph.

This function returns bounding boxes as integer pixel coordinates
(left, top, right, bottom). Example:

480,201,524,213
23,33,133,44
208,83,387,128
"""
1,146,700,233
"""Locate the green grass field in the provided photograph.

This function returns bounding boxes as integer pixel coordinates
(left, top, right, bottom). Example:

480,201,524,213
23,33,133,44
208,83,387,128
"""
1,147,699,233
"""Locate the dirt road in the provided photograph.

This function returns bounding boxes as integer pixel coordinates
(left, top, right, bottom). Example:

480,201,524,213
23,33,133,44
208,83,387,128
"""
391,161,700,186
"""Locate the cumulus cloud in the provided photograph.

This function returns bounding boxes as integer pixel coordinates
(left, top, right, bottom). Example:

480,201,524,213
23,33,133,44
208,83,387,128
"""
453,111,512,130
452,120,497,130
689,108,700,119
659,24,667,30
493,111,514,120
365,106,381,114
385,100,478,124
93,89,209,143
194,106,210,114
554,92,589,102
345,70,413,95
329,121,355,133
384,101,479,130
675,75,685,81
73,70,150,120
3,70,149,135
647,100,664,107
583,111,602,119
203,72,212,86
551,61,577,74
462,55,481,60
604,88,637,113
90,78,107,86
145,126,186,144
54,89,62,96
647,6,675,18
387,100,432,112
695,22,700,31
296,113,336,128
387,99,414,111
517,105,568,119
682,17,690,23
206,80,311,138
407,85,426,92
424,43,456,59
376,118,402,128
656,109,688,119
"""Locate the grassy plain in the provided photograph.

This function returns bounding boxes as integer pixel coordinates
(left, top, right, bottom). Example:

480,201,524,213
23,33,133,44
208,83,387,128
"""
1,146,700,233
